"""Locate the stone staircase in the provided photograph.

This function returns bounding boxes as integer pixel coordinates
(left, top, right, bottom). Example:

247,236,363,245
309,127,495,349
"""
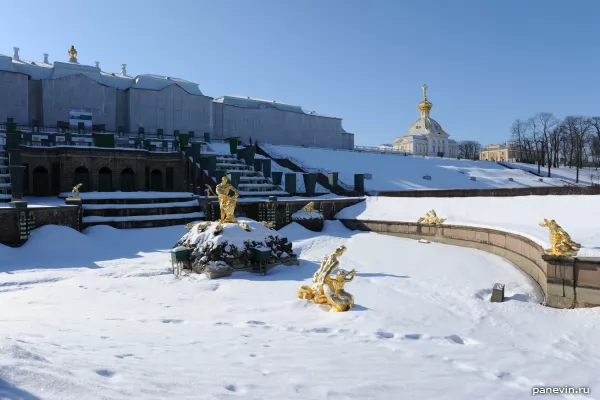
59,192,205,229
0,139,11,202
214,154,288,197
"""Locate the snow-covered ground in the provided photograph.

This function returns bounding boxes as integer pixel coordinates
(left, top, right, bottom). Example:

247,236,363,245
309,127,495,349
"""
269,160,330,194
0,221,598,399
336,195,600,257
504,162,600,186
261,144,575,191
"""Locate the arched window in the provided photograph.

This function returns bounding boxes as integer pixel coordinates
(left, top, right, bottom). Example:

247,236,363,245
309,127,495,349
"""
98,167,113,192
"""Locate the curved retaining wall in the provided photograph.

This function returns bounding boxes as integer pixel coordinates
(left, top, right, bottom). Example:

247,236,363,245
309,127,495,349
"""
338,219,600,309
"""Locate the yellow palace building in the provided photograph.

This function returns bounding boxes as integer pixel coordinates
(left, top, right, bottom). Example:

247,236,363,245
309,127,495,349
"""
392,84,458,158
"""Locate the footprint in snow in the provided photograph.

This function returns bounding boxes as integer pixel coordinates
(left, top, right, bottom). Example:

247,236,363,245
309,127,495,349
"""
246,320,267,326
95,369,116,378
375,330,395,339
224,384,237,392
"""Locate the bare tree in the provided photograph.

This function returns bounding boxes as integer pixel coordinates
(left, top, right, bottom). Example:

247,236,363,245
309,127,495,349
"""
458,140,482,160
534,113,558,177
564,116,592,183
526,117,545,173
590,117,600,169
510,119,529,162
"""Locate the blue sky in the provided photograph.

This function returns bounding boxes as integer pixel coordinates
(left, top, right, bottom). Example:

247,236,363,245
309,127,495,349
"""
1,0,598,146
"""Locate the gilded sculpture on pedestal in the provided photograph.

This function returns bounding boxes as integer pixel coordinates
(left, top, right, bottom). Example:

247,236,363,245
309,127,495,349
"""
417,209,445,225
205,176,240,223
303,201,315,213
70,183,83,199
539,218,581,256
68,45,78,62
260,221,276,229
298,245,357,312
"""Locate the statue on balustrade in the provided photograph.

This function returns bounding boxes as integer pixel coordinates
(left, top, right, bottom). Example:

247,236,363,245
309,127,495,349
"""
417,209,445,225
539,218,581,257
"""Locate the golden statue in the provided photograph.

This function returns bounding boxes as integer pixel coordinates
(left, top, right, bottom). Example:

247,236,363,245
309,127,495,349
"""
239,221,251,231
260,221,276,229
539,218,581,256
298,245,357,312
68,45,78,62
417,209,445,225
70,183,83,198
303,201,315,213
197,221,212,232
214,223,223,235
184,221,198,230
206,176,240,223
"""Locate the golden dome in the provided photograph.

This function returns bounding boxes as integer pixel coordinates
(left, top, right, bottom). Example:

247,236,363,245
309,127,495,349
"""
417,83,432,111
418,99,432,112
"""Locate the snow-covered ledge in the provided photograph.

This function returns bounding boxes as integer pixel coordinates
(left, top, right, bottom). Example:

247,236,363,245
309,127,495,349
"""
337,219,600,310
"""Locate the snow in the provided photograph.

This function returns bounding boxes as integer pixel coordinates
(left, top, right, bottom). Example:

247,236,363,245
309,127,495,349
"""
0,196,68,208
206,142,235,155
58,191,196,200
504,162,600,186
270,159,330,193
0,221,599,398
292,209,324,220
179,218,279,250
336,195,600,257
82,200,199,210
83,212,204,223
262,144,579,191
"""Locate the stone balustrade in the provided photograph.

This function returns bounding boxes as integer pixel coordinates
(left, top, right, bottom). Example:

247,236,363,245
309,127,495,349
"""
338,219,600,309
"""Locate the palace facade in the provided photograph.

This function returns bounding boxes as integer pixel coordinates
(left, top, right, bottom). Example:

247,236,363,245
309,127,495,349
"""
0,46,354,150
392,84,458,158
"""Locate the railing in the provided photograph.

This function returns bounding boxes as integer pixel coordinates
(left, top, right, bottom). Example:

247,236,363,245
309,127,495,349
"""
260,144,353,190
355,145,410,155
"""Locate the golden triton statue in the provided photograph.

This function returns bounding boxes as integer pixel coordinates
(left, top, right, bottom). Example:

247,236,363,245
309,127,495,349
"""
70,183,82,199
68,45,78,62
260,221,276,229
303,201,315,213
206,176,240,223
417,209,445,225
298,245,357,312
539,218,581,256
239,221,251,231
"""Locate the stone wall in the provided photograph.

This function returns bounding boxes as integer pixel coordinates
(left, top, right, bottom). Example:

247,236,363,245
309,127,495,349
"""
376,185,600,197
42,75,118,130
338,219,600,309
20,147,188,194
213,102,353,150
0,70,29,125
202,197,365,228
128,86,213,135
0,205,81,247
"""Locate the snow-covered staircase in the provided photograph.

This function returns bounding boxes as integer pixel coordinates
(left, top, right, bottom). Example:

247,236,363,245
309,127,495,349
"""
0,139,11,202
59,192,205,229
214,153,288,197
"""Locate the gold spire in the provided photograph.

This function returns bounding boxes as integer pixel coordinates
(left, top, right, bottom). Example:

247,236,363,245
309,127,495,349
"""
418,83,432,112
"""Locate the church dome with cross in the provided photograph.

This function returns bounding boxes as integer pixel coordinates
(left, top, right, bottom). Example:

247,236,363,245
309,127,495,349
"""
392,84,458,157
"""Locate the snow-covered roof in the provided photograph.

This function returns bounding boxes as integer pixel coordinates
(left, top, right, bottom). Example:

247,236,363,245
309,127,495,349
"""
213,95,340,119
393,134,428,144
0,53,204,95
